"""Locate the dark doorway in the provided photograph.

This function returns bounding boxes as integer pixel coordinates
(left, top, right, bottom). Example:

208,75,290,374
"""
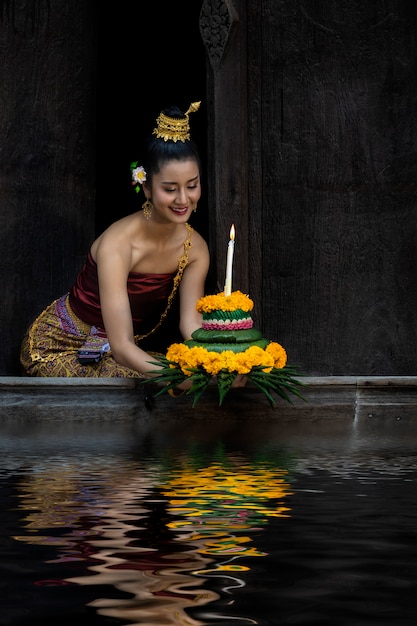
97,2,208,239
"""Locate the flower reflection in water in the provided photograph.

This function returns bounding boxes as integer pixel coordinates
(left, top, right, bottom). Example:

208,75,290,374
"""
161,447,292,581
12,444,293,625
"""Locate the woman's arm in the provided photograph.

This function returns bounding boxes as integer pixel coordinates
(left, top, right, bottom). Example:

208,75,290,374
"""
95,237,161,376
94,225,210,377
178,233,210,340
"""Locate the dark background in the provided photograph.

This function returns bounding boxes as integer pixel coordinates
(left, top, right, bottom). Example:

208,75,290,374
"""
96,2,208,236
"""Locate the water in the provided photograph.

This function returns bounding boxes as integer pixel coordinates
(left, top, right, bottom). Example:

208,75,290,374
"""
1,414,417,625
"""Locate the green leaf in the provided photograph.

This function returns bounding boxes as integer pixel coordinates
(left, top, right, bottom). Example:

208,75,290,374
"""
189,376,211,407
217,370,236,406
248,366,306,405
141,357,188,396
248,377,277,406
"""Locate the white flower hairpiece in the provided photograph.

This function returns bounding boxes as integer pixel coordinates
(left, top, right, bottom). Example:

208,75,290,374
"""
130,162,147,193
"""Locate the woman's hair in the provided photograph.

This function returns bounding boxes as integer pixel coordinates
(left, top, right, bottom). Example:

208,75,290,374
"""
142,105,202,182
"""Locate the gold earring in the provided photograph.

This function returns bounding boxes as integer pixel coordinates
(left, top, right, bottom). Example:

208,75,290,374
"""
193,204,198,213
142,199,153,220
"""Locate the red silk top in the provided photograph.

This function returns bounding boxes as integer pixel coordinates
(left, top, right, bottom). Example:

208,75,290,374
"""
68,251,175,336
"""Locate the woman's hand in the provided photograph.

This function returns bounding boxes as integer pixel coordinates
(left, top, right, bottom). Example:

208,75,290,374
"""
176,378,194,391
167,373,248,398
231,374,248,388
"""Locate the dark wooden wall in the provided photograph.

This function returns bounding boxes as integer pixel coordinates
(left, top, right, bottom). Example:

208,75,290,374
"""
1,0,417,377
0,0,97,375
204,0,417,375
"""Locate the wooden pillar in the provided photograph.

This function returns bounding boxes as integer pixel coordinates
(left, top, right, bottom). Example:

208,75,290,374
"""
200,0,251,296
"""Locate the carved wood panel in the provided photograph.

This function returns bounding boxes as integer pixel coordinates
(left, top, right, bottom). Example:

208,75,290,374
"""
203,0,417,375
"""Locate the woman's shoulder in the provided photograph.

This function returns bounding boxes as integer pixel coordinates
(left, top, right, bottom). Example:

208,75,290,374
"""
186,222,204,243
92,213,140,255
103,212,140,237
186,226,209,267
188,225,208,250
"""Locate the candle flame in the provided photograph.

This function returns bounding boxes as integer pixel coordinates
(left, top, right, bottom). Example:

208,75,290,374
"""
230,224,235,241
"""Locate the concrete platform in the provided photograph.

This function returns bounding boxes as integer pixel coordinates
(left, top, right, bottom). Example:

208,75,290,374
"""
1,376,417,422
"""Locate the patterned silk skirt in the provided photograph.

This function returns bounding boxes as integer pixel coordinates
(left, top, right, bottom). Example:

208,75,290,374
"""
20,294,145,378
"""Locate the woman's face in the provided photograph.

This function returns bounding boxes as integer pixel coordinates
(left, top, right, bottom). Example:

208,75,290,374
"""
148,159,201,222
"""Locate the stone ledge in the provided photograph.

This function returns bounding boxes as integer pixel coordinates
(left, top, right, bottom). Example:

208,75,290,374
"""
1,376,417,421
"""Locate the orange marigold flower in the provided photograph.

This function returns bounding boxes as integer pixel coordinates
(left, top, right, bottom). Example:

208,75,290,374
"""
166,343,193,375
219,350,241,373
186,346,210,370
266,342,287,369
196,290,254,313
200,351,225,376
166,340,287,378
233,352,254,374
243,346,274,372
166,343,188,362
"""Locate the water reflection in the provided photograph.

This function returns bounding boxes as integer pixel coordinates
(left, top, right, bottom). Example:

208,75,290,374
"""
12,443,293,625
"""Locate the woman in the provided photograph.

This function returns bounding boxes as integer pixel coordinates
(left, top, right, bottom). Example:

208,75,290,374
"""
20,102,210,383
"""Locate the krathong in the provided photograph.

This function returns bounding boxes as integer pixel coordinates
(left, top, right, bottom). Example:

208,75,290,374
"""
144,290,305,407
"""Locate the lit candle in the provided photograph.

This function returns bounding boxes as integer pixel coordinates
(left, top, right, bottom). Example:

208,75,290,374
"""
224,223,235,296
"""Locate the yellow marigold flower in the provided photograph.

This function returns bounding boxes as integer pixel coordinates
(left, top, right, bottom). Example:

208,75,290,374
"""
199,350,224,375
196,290,254,313
186,346,210,370
243,346,274,372
166,340,287,379
216,350,240,373
166,343,189,362
166,343,193,375
233,352,254,374
266,342,287,369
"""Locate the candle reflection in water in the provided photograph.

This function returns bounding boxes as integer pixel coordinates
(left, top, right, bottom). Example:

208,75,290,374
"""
12,445,293,625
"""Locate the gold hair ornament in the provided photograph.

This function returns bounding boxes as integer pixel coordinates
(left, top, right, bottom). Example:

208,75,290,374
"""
153,101,201,143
